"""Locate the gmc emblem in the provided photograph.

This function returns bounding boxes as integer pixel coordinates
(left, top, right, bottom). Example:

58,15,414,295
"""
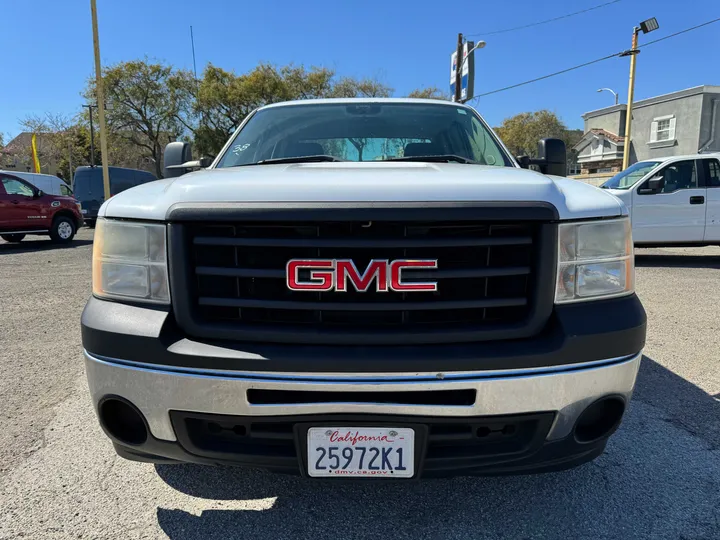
286,259,438,292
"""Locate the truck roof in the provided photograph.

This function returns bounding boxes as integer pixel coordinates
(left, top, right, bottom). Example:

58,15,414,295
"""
260,97,468,110
636,152,720,164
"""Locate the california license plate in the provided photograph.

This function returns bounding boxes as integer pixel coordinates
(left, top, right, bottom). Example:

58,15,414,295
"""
81,209,88,214
307,427,414,478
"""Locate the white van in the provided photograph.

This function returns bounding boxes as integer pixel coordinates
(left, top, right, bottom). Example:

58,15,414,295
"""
0,171,74,197
600,153,720,246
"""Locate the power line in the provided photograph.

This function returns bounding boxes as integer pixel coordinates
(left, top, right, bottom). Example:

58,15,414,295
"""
465,0,622,38
476,54,620,97
638,16,720,48
473,16,720,99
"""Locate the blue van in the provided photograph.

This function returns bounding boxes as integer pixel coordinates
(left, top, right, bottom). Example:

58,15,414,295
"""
73,166,157,227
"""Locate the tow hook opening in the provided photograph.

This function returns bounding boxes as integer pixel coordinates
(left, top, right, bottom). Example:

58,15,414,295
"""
98,397,148,446
574,396,626,444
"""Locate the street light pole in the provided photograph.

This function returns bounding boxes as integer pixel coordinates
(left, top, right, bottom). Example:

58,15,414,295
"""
90,0,111,200
597,88,619,105
621,27,640,171
621,17,659,170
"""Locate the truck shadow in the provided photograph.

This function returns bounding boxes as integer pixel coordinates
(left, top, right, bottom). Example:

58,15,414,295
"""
0,239,93,254
153,355,720,540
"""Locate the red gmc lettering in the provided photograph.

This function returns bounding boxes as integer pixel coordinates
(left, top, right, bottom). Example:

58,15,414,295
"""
335,260,388,292
286,259,438,292
286,260,334,291
390,260,438,291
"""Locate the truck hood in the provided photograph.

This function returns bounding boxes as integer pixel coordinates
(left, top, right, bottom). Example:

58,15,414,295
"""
100,162,625,221
604,188,633,207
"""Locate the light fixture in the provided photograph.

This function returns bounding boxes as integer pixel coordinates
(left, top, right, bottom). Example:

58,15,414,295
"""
639,17,659,34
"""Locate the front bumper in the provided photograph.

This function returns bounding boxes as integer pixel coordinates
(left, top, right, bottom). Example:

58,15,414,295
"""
82,293,645,476
85,351,641,476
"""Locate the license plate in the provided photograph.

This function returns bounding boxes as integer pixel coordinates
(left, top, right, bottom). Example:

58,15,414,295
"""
307,427,414,478
81,209,88,214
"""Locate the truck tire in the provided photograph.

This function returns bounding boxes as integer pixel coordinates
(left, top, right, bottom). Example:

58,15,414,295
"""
50,216,76,243
86,220,96,229
1,234,25,243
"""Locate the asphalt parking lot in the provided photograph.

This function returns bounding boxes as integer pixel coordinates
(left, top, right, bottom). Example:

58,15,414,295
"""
0,229,719,540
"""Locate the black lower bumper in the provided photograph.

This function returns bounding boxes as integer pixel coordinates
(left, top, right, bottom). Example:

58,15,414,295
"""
110,411,608,478
81,294,646,373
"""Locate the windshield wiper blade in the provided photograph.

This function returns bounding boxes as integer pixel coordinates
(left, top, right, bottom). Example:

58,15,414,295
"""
254,155,346,165
386,154,476,164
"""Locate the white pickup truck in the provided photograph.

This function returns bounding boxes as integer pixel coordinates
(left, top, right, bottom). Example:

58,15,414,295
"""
601,154,720,246
82,98,646,479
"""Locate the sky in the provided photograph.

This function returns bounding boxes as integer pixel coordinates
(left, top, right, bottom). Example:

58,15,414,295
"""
1,0,718,140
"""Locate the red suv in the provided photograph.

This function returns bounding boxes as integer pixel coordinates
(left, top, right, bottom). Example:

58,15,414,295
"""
0,172,84,243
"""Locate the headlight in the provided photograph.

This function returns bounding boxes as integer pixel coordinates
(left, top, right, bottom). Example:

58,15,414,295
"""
555,218,633,303
92,219,170,304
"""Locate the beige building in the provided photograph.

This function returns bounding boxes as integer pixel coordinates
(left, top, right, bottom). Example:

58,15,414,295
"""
0,132,61,177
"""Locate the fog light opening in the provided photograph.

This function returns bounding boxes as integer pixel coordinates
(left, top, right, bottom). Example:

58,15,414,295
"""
99,397,148,446
574,397,625,444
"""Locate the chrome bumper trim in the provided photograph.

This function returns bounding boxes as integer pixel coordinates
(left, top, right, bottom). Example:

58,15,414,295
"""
85,351,642,443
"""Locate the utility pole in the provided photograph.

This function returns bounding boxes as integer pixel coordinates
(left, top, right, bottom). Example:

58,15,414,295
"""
90,0,111,200
454,33,463,103
620,18,659,170
82,104,96,167
621,27,640,171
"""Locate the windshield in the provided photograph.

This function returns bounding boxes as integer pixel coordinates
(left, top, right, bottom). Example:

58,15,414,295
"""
602,161,661,189
215,102,513,168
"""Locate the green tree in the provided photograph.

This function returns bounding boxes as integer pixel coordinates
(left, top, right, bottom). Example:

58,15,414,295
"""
190,64,393,156
495,110,569,157
407,87,448,100
19,113,89,180
85,58,193,178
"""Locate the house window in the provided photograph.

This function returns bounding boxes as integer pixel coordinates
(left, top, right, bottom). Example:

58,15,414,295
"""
650,115,676,142
656,119,671,140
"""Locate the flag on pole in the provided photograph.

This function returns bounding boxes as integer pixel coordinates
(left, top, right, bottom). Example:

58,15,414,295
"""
31,133,41,173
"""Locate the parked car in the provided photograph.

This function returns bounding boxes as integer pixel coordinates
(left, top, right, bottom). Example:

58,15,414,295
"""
0,171,83,243
73,166,156,227
0,170,74,197
83,98,646,479
601,153,720,245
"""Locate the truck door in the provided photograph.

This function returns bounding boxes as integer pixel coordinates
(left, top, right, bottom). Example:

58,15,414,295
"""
701,157,720,242
0,174,42,230
630,159,707,243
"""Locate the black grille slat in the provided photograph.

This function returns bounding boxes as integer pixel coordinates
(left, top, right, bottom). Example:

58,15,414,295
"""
193,235,532,248
198,297,528,311
180,219,544,344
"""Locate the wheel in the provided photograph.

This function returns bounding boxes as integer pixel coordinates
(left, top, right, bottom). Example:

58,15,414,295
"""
50,216,76,243
86,220,96,229
1,234,25,243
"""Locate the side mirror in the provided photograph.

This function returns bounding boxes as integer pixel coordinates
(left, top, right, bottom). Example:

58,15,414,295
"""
638,175,664,194
198,156,214,168
33,189,43,199
533,138,567,177
163,142,193,178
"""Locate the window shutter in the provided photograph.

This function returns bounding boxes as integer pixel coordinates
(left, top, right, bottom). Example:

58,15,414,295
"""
650,121,658,142
668,117,676,140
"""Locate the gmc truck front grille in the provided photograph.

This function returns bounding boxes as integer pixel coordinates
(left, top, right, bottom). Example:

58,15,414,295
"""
169,213,556,345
